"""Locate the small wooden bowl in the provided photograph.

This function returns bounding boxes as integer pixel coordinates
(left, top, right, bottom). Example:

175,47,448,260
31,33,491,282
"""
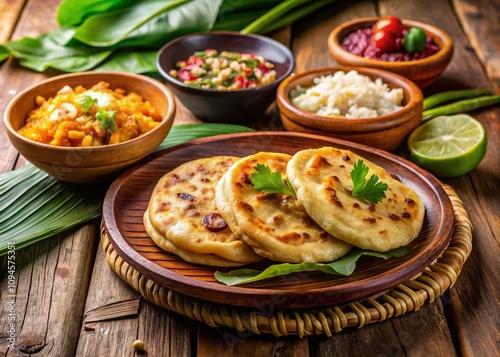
327,17,453,88
276,66,423,151
4,72,176,184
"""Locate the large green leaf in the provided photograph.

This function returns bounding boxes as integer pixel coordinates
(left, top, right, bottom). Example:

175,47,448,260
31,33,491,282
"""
19,50,113,72
92,50,158,74
4,28,96,61
57,0,138,27
73,0,192,47
0,124,253,255
116,0,224,49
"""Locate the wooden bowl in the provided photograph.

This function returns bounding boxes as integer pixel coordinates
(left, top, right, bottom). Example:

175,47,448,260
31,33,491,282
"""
280,112,422,152
157,31,294,123
4,72,176,184
327,17,453,88
276,66,423,151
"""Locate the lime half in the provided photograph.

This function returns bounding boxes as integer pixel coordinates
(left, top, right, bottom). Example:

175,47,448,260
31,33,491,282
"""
408,114,487,177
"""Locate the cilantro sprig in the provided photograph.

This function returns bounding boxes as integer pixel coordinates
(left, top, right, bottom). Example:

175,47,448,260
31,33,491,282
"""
250,164,296,197
96,109,117,132
76,95,98,112
350,160,388,204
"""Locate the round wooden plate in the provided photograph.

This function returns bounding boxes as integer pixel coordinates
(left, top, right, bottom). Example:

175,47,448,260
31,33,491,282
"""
102,132,454,309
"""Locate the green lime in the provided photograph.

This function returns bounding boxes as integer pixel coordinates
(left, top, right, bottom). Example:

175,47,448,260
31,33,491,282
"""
408,114,487,177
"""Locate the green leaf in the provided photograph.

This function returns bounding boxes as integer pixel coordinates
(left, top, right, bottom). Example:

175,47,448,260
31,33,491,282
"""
215,246,413,286
76,95,98,111
350,159,388,204
250,164,295,196
73,0,192,47
57,0,138,27
19,50,113,73
92,50,158,74
116,0,224,49
96,109,117,131
0,45,10,63
4,28,91,61
0,124,253,255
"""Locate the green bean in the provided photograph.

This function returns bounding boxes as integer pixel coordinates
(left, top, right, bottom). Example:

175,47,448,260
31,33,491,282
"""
423,88,493,110
421,95,500,122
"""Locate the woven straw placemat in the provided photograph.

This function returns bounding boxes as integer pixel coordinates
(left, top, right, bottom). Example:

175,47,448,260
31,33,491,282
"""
101,184,472,337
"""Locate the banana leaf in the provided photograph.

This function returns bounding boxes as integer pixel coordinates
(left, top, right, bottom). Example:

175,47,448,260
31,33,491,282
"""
73,0,194,47
92,50,158,74
57,0,138,27
0,123,254,255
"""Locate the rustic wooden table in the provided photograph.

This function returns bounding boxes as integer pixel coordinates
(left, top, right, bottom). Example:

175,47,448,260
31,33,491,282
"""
0,0,498,356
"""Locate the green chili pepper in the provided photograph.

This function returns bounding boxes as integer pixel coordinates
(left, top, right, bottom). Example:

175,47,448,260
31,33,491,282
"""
422,95,500,122
423,89,493,110
404,27,427,54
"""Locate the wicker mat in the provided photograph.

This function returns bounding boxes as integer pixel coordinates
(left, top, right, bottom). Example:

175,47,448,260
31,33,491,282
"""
101,184,472,337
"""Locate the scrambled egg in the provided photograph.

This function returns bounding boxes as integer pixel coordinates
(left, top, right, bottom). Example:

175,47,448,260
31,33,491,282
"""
18,81,163,147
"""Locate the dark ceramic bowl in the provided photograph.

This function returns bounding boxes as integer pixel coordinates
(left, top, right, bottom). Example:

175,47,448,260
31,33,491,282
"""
157,31,294,123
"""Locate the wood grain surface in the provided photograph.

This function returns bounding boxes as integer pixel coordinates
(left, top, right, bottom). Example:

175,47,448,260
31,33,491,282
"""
0,0,498,356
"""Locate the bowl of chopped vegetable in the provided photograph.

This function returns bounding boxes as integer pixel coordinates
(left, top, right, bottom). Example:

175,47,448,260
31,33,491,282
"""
327,17,453,88
276,66,423,152
156,31,294,123
4,71,176,184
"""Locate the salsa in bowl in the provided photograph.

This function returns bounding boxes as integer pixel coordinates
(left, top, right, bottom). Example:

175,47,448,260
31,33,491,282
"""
157,31,294,123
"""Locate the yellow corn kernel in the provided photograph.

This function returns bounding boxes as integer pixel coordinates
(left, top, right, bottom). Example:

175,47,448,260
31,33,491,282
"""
35,96,46,106
81,135,93,147
67,130,85,139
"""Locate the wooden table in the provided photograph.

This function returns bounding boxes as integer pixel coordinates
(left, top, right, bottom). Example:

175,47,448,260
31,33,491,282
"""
0,1,498,356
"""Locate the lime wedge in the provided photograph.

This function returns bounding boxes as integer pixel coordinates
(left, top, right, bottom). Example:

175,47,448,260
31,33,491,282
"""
408,114,487,177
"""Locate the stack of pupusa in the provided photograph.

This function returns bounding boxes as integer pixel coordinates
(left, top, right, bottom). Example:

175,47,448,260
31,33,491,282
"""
144,147,425,267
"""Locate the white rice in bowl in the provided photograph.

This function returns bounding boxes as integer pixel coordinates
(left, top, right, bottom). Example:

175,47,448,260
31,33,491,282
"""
291,70,404,118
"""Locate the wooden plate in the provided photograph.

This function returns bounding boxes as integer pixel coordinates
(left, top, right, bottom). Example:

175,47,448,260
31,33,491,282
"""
103,132,454,309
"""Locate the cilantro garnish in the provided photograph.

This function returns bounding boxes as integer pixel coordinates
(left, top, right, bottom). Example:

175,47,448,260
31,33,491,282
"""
76,95,98,112
250,164,296,197
350,159,388,204
96,109,117,132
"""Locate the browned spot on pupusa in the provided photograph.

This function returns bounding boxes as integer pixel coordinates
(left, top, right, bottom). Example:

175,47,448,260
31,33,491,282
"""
273,214,283,223
405,197,416,205
237,200,253,212
257,193,278,201
324,186,343,207
240,172,251,184
203,213,227,232
277,232,305,245
175,192,196,201
306,155,331,175
162,174,181,189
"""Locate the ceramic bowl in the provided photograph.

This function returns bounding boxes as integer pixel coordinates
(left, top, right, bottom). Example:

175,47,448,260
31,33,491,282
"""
156,31,294,123
276,66,423,152
4,71,176,184
327,17,453,88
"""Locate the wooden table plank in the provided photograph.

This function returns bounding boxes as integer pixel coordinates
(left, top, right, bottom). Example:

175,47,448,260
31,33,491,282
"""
452,0,500,88
0,221,99,356
0,0,27,43
197,324,309,357
76,240,197,356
